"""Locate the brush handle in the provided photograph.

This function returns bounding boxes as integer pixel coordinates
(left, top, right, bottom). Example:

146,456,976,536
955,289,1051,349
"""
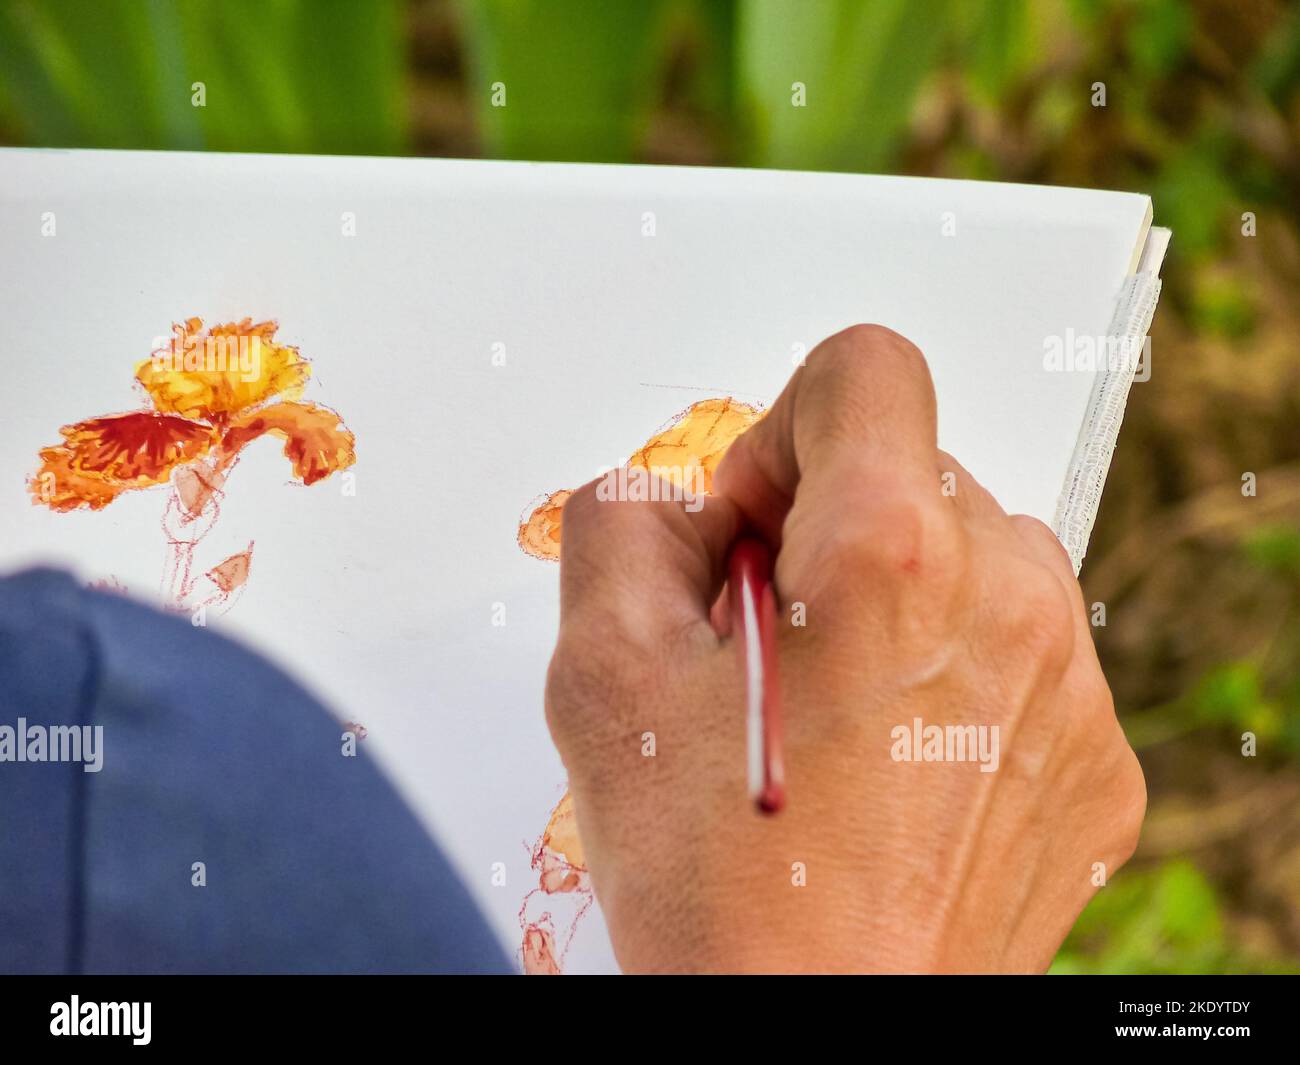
727,537,785,814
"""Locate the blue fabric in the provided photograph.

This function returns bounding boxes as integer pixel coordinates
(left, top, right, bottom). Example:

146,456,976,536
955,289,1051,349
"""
0,568,510,974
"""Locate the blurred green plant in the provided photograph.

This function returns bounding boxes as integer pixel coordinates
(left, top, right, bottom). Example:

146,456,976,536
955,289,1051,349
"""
458,0,672,162
1053,861,1222,974
1121,658,1296,753
953,0,1042,106
0,0,404,154
1247,523,1300,578
1191,661,1285,745
456,0,1031,171
1188,268,1257,339
735,0,950,171
1124,0,1192,80
1051,860,1298,974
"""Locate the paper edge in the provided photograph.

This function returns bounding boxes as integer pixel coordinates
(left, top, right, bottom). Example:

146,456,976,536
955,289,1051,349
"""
1052,223,1170,574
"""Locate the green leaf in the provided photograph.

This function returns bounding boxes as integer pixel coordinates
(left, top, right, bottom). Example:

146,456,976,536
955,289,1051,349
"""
1244,524,1300,576
1283,678,1300,754
457,0,672,162
1051,861,1228,974
1152,146,1235,258
960,0,1038,105
1156,861,1222,943
1064,0,1106,27
679,0,739,121
736,0,949,172
1127,0,1193,79
1250,1,1300,104
0,0,405,154
1192,662,1261,725
172,0,405,155
1189,661,1283,741
1189,269,1257,339
0,0,201,148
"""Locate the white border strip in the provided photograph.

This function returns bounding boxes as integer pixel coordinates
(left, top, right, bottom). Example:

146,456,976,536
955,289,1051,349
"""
1052,228,1169,573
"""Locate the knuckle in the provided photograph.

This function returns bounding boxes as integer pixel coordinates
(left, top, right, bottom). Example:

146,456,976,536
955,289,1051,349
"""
822,486,967,590
1009,512,1053,541
543,641,584,741
999,561,1077,666
1067,670,1118,738
544,631,625,740
1010,514,1074,573
1107,745,1148,864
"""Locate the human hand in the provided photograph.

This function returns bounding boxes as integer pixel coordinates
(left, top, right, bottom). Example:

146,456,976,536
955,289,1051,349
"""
544,324,1146,973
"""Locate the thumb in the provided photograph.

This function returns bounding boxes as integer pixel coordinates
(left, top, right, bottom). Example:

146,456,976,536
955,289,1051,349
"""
557,474,741,650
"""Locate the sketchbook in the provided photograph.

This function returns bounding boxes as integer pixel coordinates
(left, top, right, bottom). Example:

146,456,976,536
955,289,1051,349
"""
0,149,1167,973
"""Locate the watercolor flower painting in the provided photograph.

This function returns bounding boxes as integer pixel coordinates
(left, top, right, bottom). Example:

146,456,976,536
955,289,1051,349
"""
29,317,356,613
516,396,763,973
518,397,763,561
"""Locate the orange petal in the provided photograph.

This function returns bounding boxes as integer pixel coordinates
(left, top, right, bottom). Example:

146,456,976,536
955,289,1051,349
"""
29,411,214,511
517,489,571,561
207,544,253,595
221,401,356,485
629,397,764,493
514,398,763,560
174,463,227,517
541,790,585,871
29,448,127,512
522,925,561,976
136,317,311,422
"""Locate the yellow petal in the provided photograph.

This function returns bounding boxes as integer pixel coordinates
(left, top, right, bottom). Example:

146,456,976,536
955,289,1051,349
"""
541,790,585,870
629,397,764,493
136,318,310,422
515,398,763,560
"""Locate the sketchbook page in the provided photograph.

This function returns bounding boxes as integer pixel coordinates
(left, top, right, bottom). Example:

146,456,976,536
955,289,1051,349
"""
0,149,1151,972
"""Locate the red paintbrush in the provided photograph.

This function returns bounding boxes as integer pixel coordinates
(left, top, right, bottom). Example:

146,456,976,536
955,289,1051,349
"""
727,537,785,814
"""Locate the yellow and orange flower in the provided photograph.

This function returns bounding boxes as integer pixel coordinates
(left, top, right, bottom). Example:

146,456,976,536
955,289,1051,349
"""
30,318,355,511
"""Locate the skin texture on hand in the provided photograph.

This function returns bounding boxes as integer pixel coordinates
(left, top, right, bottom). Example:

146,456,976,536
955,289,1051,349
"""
544,325,1147,974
